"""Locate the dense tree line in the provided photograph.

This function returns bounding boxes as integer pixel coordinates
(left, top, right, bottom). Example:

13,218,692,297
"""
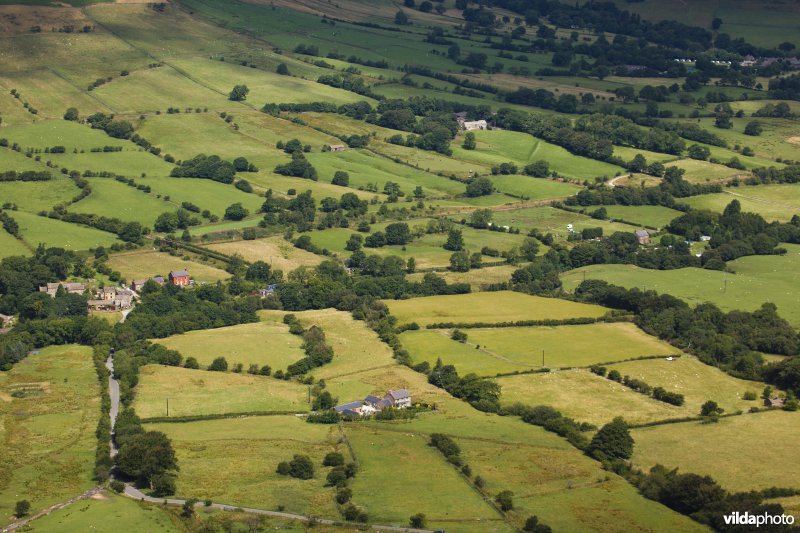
115,280,259,343
574,280,799,381
667,199,800,263
170,154,236,183
0,170,52,182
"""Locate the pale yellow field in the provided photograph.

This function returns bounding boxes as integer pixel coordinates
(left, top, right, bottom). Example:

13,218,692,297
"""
107,250,230,283
204,236,323,272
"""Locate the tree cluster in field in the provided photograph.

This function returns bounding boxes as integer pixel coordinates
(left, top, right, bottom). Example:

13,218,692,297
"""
114,408,179,496
575,280,800,388
627,464,796,531
0,170,52,182
668,199,800,263
591,366,685,406
283,314,335,376
499,403,595,449
85,113,160,155
45,209,145,244
423,357,501,412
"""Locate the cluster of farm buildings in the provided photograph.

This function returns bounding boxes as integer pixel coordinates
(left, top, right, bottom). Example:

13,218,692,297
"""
38,270,193,311
334,389,412,417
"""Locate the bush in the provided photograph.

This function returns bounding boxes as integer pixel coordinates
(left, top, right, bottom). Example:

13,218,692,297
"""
323,452,345,467
495,490,514,511
151,473,176,497
410,513,427,528
14,500,30,518
208,357,228,371
110,480,125,493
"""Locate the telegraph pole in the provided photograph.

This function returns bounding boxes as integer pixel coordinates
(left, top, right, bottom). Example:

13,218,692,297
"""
166,398,169,417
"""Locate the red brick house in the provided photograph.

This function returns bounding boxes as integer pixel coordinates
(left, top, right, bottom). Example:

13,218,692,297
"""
169,270,190,287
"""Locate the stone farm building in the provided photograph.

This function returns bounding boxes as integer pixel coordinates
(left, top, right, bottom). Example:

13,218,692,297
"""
88,287,133,311
39,282,87,297
634,229,651,245
334,389,411,417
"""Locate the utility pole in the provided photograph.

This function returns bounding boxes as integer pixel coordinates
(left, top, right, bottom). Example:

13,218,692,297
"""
542,349,545,367
166,398,169,417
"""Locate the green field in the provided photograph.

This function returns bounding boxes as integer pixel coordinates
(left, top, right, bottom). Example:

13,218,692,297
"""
562,245,800,328
607,356,762,415
0,345,100,526
145,416,339,517
450,130,624,181
407,264,520,290
133,365,310,418
12,209,121,251
345,426,505,529
28,492,178,533
48,150,175,177
0,178,78,213
107,250,230,284
155,321,306,371
632,411,800,492
308,222,529,269
71,178,177,226
490,206,638,240
204,236,324,272
385,291,609,326
402,322,679,376
684,185,800,222
457,438,705,532
495,369,689,426
584,204,683,229
0,230,31,259
485,175,581,201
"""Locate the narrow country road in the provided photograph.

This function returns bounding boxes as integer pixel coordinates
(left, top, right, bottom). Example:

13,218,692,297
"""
106,352,432,532
106,352,120,457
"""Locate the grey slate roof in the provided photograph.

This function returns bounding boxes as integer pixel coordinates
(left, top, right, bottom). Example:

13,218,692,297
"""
634,230,649,237
387,389,410,401
334,401,363,413
170,270,189,277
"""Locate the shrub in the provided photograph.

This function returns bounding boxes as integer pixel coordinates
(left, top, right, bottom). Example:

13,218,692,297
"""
323,452,345,467
496,490,514,511
15,500,30,518
208,357,228,371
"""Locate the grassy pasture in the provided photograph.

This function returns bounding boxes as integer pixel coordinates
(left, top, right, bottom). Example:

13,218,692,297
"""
401,322,679,376
169,56,372,107
145,416,339,517
12,209,120,250
689,116,799,162
684,185,800,222
0,148,52,173
374,141,490,179
106,250,230,283
28,491,177,533
91,66,230,114
154,321,306,371
0,89,35,126
0,69,111,120
490,206,637,239
204,236,324,272
48,150,174,177
450,129,624,180
607,356,761,415
141,176,264,219
308,223,529,269
407,264,519,290
0,178,78,213
305,150,465,197
1,120,130,151
495,370,687,426
0,231,31,258
457,439,705,533
345,426,503,528
0,31,149,83
133,365,310,418
632,410,800,492
71,178,176,226
486,175,581,201
613,145,679,163
584,204,683,228
0,345,100,526
385,290,608,326
670,158,747,184
561,247,800,328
